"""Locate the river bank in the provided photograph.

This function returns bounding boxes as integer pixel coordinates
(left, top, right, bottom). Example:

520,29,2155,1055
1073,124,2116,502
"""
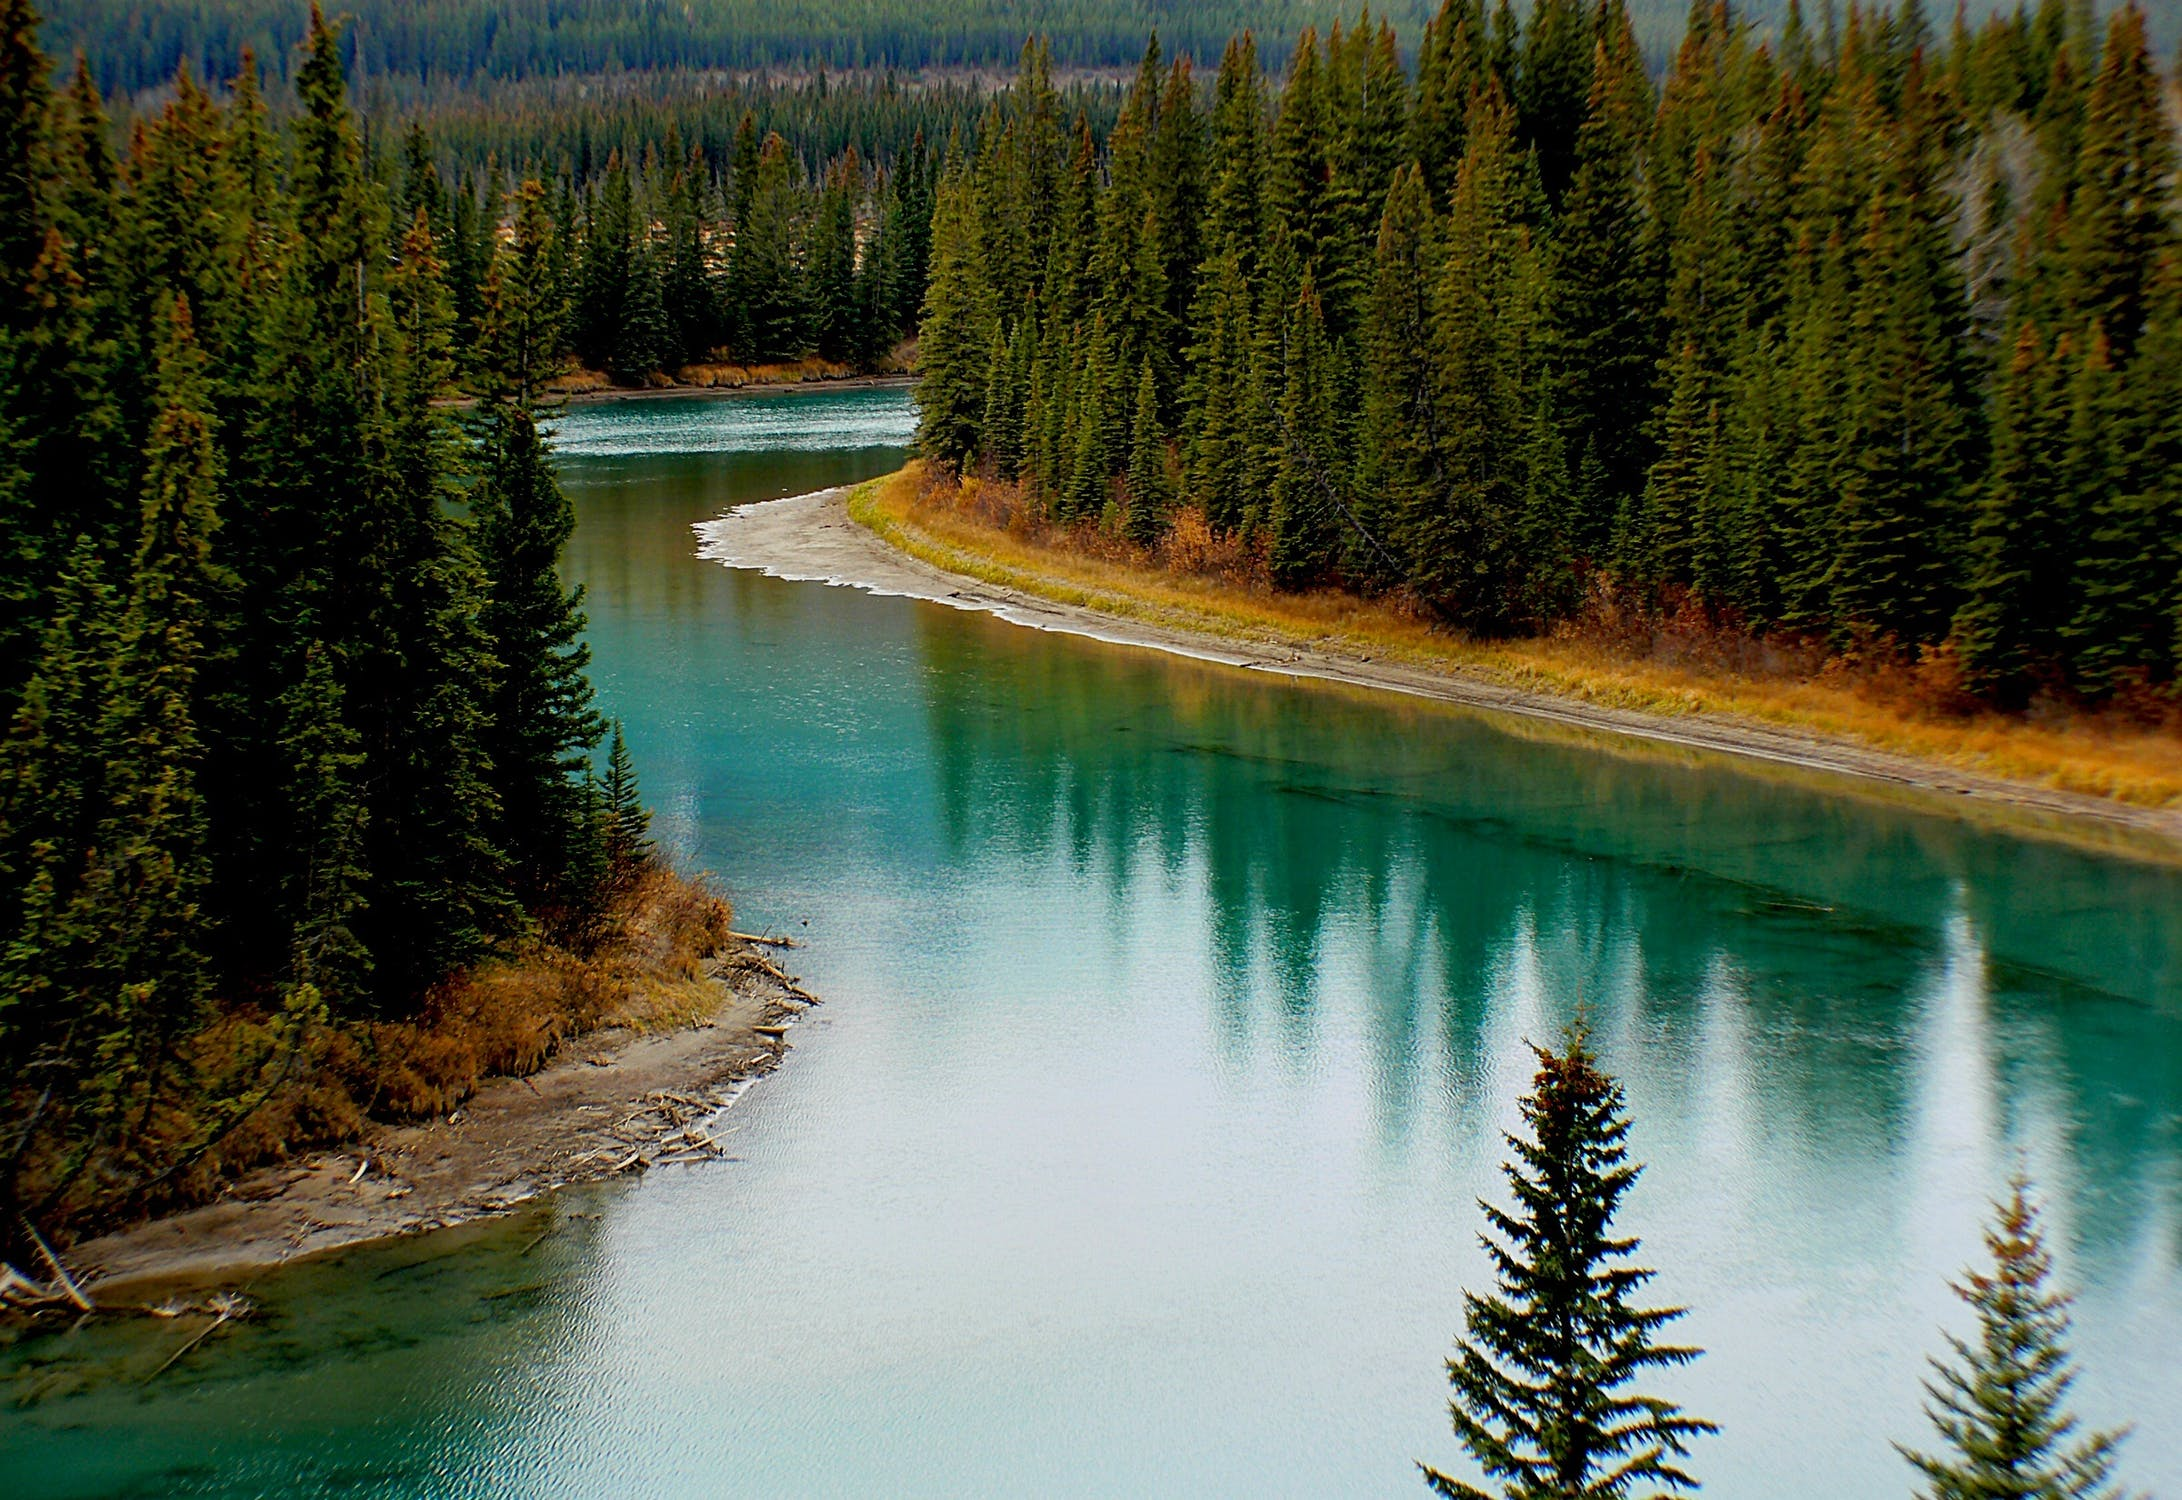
547,364,915,404
694,473,2182,857
5,903,822,1306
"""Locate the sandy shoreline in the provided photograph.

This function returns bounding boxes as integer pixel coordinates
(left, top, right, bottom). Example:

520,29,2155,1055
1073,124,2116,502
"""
696,486,2182,855
38,941,819,1301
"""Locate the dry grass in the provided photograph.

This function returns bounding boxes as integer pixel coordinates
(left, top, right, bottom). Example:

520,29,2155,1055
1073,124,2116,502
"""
68,866,735,1236
364,866,731,1119
855,464,2182,811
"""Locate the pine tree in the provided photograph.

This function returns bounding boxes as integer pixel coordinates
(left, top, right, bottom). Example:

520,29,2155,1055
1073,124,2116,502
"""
1423,1027,1714,1500
1357,164,1443,591
599,720,652,881
1955,325,2070,698
1897,1179,2135,1500
473,390,603,914
916,164,998,469
725,132,808,365
1123,358,1172,548
2053,6,2174,365
1269,276,1342,588
1414,86,1536,631
1541,1,1662,557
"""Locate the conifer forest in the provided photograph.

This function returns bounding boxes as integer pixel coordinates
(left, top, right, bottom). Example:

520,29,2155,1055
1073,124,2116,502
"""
919,0,2182,706
2,0,2180,1492
0,1,651,1247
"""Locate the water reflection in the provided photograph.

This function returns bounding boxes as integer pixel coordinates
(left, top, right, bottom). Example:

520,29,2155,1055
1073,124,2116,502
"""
7,387,2178,1497
907,597,2182,1468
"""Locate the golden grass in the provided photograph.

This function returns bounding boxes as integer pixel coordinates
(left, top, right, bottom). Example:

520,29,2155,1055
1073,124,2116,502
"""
853,463,2182,812
366,866,732,1119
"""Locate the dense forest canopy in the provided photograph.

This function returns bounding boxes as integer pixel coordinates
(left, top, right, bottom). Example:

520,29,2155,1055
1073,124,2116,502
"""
918,0,2182,706
0,0,641,1243
44,0,2094,104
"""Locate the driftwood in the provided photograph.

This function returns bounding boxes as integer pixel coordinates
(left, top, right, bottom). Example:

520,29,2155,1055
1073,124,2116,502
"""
143,1291,252,1383
20,1214,92,1312
728,931,801,948
743,952,820,1004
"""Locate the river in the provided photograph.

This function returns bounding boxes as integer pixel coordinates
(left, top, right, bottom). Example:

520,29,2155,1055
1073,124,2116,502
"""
4,386,2178,1496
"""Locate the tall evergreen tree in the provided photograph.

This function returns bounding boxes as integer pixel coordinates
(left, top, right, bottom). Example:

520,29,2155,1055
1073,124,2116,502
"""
916,163,998,469
1123,358,1172,547
1541,1,1662,557
1269,276,1343,587
1423,1027,1714,1500
1897,1180,2135,1500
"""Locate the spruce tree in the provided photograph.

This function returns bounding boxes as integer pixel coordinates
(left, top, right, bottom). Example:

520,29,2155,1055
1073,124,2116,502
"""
2053,6,2174,366
1357,164,1443,591
728,133,810,365
599,721,652,882
473,395,600,914
1415,86,1536,631
810,150,862,364
1517,0,1594,207
1269,276,1343,588
1827,60,1976,646
1897,1179,2135,1500
916,163,999,470
1182,249,1255,536
1542,1,1662,557
1955,325,2069,698
1423,1027,1714,1500
1124,358,1172,548
659,144,719,366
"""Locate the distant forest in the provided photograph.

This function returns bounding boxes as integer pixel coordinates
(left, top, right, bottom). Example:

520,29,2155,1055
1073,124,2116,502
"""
44,0,2099,103
919,1,2182,703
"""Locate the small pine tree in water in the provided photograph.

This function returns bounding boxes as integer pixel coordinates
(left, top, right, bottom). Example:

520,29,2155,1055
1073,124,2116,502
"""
1423,1026,1713,1499
1898,1179,2135,1500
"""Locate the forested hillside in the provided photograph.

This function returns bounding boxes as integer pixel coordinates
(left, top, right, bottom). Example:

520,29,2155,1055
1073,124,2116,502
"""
41,0,1433,97
918,0,2182,705
48,0,2086,103
0,0,662,1244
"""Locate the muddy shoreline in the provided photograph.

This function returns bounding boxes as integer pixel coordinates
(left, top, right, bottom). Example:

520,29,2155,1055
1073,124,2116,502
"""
40,940,820,1301
696,485,2182,857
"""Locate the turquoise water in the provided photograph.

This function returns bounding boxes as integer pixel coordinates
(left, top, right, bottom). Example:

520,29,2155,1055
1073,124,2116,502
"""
4,386,2178,1496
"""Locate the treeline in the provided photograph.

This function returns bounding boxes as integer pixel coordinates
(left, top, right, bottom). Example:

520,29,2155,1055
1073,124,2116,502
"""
918,0,2182,705
50,0,1439,100
403,72,1036,188
0,1,644,1240
394,108,937,380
